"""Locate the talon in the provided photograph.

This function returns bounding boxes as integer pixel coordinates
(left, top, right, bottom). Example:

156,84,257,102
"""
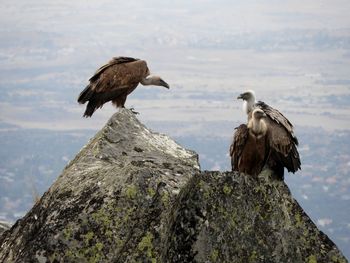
129,107,139,114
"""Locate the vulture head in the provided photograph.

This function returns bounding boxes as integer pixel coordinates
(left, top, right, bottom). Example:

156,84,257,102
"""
141,76,170,89
252,108,266,120
237,90,256,101
237,90,256,114
249,108,268,137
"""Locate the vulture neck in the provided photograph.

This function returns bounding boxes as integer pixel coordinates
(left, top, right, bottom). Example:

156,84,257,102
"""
244,96,256,114
141,76,158,86
248,118,267,139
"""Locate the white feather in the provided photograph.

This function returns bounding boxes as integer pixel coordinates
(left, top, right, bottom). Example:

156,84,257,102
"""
242,101,248,114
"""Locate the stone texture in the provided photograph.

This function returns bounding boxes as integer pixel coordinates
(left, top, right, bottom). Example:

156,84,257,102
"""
0,109,347,263
162,170,347,263
0,222,10,236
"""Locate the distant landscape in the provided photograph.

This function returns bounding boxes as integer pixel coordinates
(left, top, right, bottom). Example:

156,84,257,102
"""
0,0,349,259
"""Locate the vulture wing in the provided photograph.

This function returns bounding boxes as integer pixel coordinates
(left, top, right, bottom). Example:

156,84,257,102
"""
89,57,139,82
77,56,148,117
78,57,140,104
255,101,298,145
260,105,301,174
266,128,301,177
230,124,249,171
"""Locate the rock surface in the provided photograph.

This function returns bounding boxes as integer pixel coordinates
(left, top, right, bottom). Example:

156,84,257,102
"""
0,109,347,263
163,170,347,263
0,222,10,236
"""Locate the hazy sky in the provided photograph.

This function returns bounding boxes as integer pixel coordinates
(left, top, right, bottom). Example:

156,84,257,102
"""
0,0,349,133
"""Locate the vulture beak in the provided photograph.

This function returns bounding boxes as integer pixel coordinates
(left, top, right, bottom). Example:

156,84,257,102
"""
159,79,170,89
237,93,244,100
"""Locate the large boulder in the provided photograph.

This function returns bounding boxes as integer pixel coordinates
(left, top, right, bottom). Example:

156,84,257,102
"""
0,109,347,263
163,170,347,263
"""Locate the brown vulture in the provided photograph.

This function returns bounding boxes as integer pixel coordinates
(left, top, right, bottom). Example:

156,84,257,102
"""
231,90,301,179
230,109,269,177
77,56,169,117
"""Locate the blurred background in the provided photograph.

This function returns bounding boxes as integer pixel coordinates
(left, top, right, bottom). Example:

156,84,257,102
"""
0,0,349,259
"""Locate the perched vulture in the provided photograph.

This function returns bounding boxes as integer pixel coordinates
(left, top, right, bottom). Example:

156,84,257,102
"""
77,56,169,117
230,109,269,177
232,90,301,179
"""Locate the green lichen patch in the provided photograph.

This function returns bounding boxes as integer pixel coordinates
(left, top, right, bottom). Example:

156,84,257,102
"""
223,184,232,195
161,191,170,206
210,249,219,262
137,231,158,261
147,187,156,198
307,254,317,263
125,185,138,199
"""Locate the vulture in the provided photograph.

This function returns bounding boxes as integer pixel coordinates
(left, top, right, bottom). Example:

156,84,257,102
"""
230,90,301,179
77,56,170,117
230,109,269,177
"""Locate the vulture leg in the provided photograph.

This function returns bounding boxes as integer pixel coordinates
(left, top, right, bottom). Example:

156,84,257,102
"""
121,106,139,115
129,107,139,115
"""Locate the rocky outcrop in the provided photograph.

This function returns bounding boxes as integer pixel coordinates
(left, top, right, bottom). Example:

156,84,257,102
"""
0,109,347,263
163,170,347,263
0,222,10,236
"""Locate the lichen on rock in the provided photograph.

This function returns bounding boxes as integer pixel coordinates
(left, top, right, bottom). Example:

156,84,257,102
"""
0,109,199,262
0,109,347,263
162,170,347,263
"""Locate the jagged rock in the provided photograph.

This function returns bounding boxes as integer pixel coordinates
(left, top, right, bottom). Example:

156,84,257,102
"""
163,170,347,263
0,222,10,236
0,109,200,263
0,109,347,263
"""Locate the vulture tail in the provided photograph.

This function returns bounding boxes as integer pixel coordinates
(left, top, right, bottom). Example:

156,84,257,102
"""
83,101,98,117
290,144,301,172
292,134,299,146
283,144,301,174
267,151,285,180
77,84,94,104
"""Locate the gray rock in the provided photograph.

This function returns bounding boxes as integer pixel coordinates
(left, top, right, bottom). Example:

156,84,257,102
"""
0,222,11,236
0,109,347,263
163,170,347,263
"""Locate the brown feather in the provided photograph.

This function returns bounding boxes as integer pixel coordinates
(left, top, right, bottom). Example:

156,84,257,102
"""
77,56,150,117
92,59,148,93
230,124,268,177
255,103,301,177
230,124,249,171
237,93,301,178
255,101,298,145
89,57,139,82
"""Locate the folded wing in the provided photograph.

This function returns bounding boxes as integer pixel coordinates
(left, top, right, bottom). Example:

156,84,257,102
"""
257,103,301,178
230,124,249,171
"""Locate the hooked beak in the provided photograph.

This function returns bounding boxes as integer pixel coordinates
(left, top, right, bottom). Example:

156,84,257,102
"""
159,79,170,89
237,94,244,100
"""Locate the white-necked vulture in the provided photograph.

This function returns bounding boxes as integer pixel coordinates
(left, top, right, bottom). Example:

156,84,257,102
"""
232,90,301,179
77,56,169,117
230,109,269,177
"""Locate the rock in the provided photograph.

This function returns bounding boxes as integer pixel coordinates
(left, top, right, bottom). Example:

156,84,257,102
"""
163,170,347,263
0,109,347,263
0,109,199,262
0,222,10,236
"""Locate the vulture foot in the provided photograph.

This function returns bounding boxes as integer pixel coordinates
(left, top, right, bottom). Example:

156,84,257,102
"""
129,107,139,115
